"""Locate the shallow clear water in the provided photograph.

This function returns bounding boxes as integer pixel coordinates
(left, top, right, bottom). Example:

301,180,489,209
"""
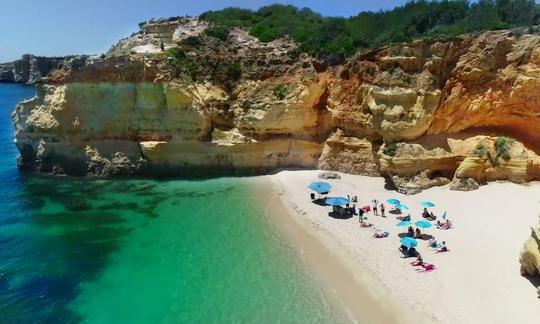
0,84,334,323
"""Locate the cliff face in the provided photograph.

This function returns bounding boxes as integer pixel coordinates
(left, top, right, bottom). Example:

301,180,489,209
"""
12,18,540,184
520,218,540,297
0,54,67,83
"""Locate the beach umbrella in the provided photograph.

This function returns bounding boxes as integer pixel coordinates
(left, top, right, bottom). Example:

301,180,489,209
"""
421,201,435,207
325,197,350,206
400,237,418,248
387,198,401,205
308,182,332,194
415,220,433,228
395,204,409,210
396,220,413,227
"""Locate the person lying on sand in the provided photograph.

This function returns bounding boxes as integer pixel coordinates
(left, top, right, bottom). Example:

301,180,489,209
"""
437,219,453,230
436,241,449,253
397,214,411,221
373,231,389,238
410,254,424,266
416,263,436,272
360,221,373,228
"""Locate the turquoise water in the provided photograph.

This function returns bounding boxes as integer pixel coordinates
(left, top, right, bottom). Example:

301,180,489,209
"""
0,84,334,323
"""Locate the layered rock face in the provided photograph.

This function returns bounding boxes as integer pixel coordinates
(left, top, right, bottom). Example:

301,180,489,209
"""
0,54,67,83
12,18,540,183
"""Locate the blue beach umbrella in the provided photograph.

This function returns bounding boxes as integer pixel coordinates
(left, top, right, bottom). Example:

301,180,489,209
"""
421,201,435,208
415,220,433,228
308,182,332,194
396,220,413,227
395,204,409,210
400,237,418,248
387,198,401,205
325,197,350,206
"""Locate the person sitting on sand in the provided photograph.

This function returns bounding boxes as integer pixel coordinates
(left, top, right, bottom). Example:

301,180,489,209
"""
436,241,448,253
407,226,414,237
422,208,430,218
373,231,389,238
427,212,437,221
415,228,422,238
399,244,408,253
407,247,418,258
352,196,358,203
410,254,423,266
428,238,439,249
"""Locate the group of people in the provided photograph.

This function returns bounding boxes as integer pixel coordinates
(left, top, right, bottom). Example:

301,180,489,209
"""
371,199,386,217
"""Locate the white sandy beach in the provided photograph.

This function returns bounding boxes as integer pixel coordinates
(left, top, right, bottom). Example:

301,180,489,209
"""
269,170,540,324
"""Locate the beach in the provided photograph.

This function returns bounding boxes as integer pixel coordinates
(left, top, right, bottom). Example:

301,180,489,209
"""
267,170,540,324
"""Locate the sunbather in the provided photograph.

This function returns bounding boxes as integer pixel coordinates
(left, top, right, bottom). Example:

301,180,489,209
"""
361,221,373,228
415,228,422,238
373,231,389,238
422,208,430,218
410,254,424,266
427,212,437,221
407,226,414,237
437,219,453,230
428,238,439,249
436,241,449,253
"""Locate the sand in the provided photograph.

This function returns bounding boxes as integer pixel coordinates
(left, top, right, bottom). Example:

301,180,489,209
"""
268,170,540,324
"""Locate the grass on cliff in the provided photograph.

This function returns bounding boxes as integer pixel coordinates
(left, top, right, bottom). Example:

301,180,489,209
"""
200,1,540,62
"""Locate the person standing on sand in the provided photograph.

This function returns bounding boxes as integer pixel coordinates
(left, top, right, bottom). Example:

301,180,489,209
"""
380,203,385,217
372,199,378,215
358,207,364,223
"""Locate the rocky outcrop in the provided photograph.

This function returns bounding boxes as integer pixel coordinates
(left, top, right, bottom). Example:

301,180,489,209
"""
520,219,540,296
0,54,67,83
11,18,540,185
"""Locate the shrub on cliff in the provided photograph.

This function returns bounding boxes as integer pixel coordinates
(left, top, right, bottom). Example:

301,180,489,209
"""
165,48,199,81
200,1,540,59
383,143,398,157
205,26,230,41
274,84,288,100
472,137,513,167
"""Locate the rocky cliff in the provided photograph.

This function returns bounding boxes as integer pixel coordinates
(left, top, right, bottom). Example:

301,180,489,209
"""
0,54,67,83
520,218,540,297
12,18,540,186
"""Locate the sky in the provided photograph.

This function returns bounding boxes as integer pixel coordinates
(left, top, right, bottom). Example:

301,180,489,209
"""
0,0,412,62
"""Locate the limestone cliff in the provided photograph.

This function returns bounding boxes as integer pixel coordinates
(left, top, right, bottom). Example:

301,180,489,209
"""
0,54,67,84
520,218,540,297
12,18,540,184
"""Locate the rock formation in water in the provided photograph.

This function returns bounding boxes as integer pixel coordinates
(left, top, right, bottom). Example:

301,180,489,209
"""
0,54,67,84
12,18,540,186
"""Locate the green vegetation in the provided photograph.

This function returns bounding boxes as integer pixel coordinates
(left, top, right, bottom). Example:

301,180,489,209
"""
274,84,288,100
472,137,514,166
383,143,398,157
205,26,230,40
200,1,540,60
165,47,199,81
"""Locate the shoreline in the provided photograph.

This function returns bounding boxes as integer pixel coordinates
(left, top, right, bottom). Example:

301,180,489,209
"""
253,177,417,324
262,170,540,324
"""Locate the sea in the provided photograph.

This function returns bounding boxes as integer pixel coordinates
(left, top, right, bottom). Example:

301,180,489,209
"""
0,83,335,323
